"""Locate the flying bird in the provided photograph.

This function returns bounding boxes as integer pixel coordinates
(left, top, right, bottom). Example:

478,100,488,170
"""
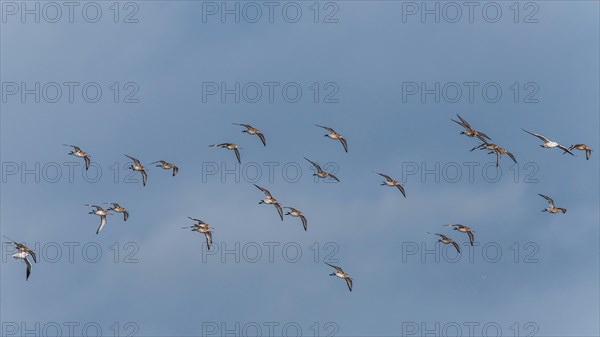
435,233,461,254
284,207,308,231
86,204,112,234
254,184,284,221
451,114,491,142
444,224,475,246
522,129,574,155
3,236,37,281
567,144,592,160
210,143,241,164
471,140,517,166
315,125,348,153
63,144,91,170
538,194,567,214
374,172,406,197
233,123,266,146
305,157,340,182
150,160,179,176
106,202,129,221
325,262,353,292
125,155,148,186
183,217,213,250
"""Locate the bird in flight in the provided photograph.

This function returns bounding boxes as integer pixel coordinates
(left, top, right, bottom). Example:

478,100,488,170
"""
451,114,491,142
284,207,308,231
444,224,475,246
538,194,567,214
183,217,213,250
106,202,129,221
151,160,179,176
522,129,574,155
3,235,37,281
434,233,461,254
63,144,91,170
325,262,353,292
125,155,148,186
210,143,242,164
86,204,112,234
305,157,340,182
254,184,284,221
316,124,348,153
374,172,406,197
472,140,517,167
567,144,592,160
233,123,266,146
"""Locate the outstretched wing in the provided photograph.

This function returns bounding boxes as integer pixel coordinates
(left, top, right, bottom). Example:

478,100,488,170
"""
506,151,517,163
96,215,107,235
345,278,353,292
522,129,550,143
28,249,37,263
140,169,148,186
123,211,129,221
172,166,179,176
83,156,91,170
455,114,471,129
86,204,103,211
274,203,284,221
467,231,475,246
299,215,308,231
338,138,348,153
24,257,32,281
125,155,141,166
538,193,554,208
451,241,461,254
63,144,81,151
304,157,322,172
254,184,272,198
557,144,575,156
204,231,213,250
315,124,335,133
396,184,406,197
325,262,344,273
377,172,393,181
233,148,241,164
257,132,267,146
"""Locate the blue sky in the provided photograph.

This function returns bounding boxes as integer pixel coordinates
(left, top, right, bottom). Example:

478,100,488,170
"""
1,1,599,336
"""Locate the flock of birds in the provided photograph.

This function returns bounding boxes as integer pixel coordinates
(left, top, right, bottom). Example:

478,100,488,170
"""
4,115,593,291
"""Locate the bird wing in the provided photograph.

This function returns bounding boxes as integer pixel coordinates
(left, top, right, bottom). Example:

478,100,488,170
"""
557,144,575,156
455,114,471,129
452,241,461,254
274,203,284,221
435,233,447,240
172,166,179,176
467,231,475,246
27,248,37,263
451,118,469,130
396,184,406,197
300,215,308,231
586,149,591,160
522,129,550,143
254,184,272,198
315,124,335,133
24,257,32,281
538,193,554,207
345,277,353,292
338,138,348,153
96,215,107,234
325,262,343,273
328,173,340,182
377,172,393,181
83,156,91,170
233,148,241,164
304,157,322,172
86,204,103,211
125,155,141,166
257,132,267,146
63,144,81,151
506,151,517,163
123,211,129,221
141,169,148,186
204,231,213,250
